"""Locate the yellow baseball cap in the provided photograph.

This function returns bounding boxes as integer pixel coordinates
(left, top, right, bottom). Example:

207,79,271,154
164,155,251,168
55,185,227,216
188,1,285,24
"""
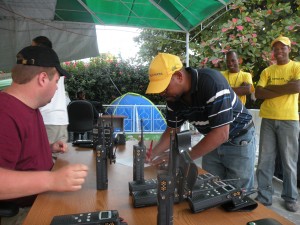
271,35,291,48
146,53,183,94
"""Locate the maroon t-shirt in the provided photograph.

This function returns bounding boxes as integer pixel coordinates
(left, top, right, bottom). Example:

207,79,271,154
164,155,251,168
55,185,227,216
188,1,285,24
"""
0,92,53,206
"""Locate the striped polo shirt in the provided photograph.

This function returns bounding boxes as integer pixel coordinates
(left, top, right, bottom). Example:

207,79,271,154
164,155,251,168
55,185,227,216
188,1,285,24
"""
166,67,252,139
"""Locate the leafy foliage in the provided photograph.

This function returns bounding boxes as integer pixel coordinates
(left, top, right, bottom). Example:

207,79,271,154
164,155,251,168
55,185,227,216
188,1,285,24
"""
63,54,164,104
135,0,300,108
64,0,300,108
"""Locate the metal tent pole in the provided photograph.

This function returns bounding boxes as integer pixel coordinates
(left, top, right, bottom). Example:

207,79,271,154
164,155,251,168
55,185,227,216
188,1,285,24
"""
186,32,189,67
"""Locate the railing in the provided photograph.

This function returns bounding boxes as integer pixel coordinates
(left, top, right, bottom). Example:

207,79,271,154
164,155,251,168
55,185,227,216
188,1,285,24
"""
103,104,166,133
102,105,262,135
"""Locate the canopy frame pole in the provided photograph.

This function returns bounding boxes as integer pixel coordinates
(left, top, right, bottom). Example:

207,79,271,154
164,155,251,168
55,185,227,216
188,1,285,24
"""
217,0,227,5
186,32,189,67
149,0,187,32
77,0,105,25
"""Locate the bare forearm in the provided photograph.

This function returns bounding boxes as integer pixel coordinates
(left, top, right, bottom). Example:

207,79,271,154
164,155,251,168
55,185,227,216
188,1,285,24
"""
0,168,52,200
265,81,300,95
232,85,251,96
150,128,172,159
255,86,281,99
189,126,229,160
256,81,300,99
0,164,88,200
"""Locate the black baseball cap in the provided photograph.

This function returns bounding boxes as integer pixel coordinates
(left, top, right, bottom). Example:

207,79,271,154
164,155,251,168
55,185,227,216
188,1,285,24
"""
16,46,70,77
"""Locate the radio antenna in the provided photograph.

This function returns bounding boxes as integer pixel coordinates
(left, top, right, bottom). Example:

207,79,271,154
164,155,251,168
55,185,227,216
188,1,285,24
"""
138,119,144,147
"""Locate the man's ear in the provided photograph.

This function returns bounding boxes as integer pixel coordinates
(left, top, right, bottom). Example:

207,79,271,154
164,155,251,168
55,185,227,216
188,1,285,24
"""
239,57,243,64
175,71,183,81
37,72,48,87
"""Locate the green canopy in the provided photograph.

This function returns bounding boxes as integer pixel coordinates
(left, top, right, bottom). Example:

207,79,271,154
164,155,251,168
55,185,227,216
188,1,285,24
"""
0,73,12,90
0,79,12,90
0,0,232,70
55,0,232,32
54,0,232,65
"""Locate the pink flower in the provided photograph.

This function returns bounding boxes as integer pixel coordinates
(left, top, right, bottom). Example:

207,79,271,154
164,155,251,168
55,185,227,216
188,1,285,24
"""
252,33,257,38
229,34,235,40
222,28,228,32
232,18,238,23
245,17,252,22
288,25,294,31
211,59,220,65
270,52,276,65
200,58,208,65
236,25,244,31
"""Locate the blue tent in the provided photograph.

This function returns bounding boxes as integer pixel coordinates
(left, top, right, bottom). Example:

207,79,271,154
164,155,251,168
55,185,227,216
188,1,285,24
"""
106,92,166,133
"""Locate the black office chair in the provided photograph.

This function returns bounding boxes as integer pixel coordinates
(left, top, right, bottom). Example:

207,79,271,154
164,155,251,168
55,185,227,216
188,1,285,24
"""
0,201,19,225
67,100,94,141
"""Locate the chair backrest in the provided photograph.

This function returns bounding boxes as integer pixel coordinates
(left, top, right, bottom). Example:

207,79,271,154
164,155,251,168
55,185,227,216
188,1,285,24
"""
89,100,104,114
67,100,94,133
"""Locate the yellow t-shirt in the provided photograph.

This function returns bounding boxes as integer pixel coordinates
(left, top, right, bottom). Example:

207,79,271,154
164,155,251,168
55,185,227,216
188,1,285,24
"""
257,60,300,120
220,70,253,105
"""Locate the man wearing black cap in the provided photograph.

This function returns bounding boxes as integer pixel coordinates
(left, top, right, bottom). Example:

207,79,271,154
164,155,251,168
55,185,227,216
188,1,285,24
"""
0,46,88,224
32,36,70,153
255,35,300,212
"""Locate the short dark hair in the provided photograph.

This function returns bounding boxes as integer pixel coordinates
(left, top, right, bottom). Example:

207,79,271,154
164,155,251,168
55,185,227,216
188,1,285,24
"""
11,64,56,84
32,36,52,48
225,50,238,58
77,90,86,99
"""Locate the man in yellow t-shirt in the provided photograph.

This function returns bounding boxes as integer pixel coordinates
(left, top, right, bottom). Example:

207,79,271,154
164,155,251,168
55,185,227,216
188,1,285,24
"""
221,50,254,105
255,35,300,212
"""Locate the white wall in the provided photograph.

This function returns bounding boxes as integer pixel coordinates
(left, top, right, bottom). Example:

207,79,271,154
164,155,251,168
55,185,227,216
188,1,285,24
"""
249,109,261,165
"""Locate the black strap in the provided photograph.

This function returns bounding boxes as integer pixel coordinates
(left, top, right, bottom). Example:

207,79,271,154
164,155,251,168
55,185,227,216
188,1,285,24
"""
221,196,258,212
228,121,254,141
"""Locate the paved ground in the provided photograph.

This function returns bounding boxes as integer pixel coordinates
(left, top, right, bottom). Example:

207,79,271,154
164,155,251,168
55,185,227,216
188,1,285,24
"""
191,134,300,225
267,177,300,224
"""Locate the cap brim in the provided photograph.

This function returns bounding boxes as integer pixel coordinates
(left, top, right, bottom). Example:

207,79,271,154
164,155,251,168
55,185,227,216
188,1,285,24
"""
56,65,70,78
145,76,172,94
271,40,291,48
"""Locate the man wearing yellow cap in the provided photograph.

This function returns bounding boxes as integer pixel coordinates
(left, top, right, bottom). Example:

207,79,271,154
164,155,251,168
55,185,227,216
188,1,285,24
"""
255,35,300,212
146,53,256,190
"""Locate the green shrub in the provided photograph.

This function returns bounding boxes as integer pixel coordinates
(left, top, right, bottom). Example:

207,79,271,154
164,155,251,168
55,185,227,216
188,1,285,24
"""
63,54,164,105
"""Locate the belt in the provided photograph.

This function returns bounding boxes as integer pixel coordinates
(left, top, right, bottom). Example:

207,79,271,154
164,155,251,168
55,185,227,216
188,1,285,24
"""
229,121,254,141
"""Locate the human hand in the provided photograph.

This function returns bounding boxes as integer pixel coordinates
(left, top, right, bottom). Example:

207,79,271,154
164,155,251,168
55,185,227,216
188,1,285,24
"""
147,150,170,168
50,164,88,192
51,140,68,153
145,140,153,163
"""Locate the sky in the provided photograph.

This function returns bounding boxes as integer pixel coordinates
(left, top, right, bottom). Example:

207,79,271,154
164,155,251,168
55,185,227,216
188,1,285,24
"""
96,25,141,59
